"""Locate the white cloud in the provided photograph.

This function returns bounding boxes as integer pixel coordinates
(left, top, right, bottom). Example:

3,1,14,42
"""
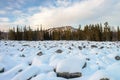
7,0,27,9
0,18,9,22
56,0,72,7
0,24,10,31
27,0,107,28
0,10,6,14
1,0,120,31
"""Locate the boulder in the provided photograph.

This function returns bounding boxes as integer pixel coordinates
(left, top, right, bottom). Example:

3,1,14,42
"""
56,56,85,78
0,63,4,73
115,56,120,60
37,52,43,56
57,72,82,79
55,49,63,53
100,78,109,80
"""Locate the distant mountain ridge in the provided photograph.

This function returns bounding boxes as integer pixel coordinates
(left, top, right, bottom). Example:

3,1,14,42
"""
47,26,77,32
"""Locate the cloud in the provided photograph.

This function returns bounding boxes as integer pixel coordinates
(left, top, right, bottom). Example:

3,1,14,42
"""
26,0,107,28
7,0,27,9
1,0,120,31
0,10,6,14
55,0,72,7
0,18,9,22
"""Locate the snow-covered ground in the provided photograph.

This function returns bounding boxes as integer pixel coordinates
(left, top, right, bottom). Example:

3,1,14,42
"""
0,41,120,80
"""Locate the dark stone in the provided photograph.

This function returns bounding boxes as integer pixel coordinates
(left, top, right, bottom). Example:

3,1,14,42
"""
0,68,4,73
82,62,87,69
115,56,120,60
56,49,63,53
18,69,23,72
54,68,56,72
22,44,30,46
68,47,72,50
27,74,37,80
37,52,43,56
91,45,97,48
100,78,109,80
83,46,86,48
86,58,90,61
29,63,32,66
72,44,74,46
20,48,24,52
69,72,82,78
20,54,25,57
57,72,82,79
100,46,104,49
78,46,82,50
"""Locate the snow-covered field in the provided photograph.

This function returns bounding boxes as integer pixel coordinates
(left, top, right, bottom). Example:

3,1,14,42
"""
0,41,120,80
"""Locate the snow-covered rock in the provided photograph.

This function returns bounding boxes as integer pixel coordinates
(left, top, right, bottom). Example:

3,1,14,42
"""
11,66,40,80
32,55,50,66
0,63,4,73
106,62,120,80
0,63,28,80
49,54,65,68
89,70,111,80
0,55,18,71
0,41,120,80
56,56,86,73
31,73,66,80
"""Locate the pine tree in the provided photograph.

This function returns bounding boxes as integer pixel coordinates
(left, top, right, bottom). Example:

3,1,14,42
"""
117,26,120,41
23,26,28,40
8,27,16,40
77,25,83,40
28,26,33,40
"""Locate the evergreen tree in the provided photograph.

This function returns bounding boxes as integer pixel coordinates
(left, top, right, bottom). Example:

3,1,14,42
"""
8,28,16,40
117,26,120,41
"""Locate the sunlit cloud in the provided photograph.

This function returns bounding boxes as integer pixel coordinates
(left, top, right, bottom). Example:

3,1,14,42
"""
0,0,120,31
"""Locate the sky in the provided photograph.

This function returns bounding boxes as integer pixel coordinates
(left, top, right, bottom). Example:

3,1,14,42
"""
0,0,120,31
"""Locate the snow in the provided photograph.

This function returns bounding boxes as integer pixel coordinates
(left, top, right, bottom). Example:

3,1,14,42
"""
56,56,85,73
12,66,40,80
0,63,28,80
0,41,120,80
89,70,111,80
0,63,4,72
31,73,66,80
106,62,120,80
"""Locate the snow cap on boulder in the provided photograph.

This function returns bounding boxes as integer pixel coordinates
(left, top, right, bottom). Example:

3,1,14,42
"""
56,56,86,73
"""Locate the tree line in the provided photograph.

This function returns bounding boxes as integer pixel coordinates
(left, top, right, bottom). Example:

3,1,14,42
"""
7,22,120,41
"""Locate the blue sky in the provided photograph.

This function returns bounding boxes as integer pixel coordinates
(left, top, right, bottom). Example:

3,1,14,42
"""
0,0,120,31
